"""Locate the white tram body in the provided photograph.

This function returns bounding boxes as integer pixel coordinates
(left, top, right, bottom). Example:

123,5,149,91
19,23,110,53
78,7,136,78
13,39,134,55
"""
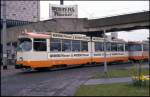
15,32,148,70
91,37,128,63
16,32,91,69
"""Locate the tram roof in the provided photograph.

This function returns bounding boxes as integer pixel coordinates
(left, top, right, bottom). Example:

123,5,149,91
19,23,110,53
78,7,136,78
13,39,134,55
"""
19,32,91,41
128,41,147,44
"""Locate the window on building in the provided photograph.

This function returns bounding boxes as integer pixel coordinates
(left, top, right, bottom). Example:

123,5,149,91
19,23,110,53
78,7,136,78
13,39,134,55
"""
111,43,117,51
62,39,71,52
23,7,26,10
33,16,37,18
33,1,36,4
95,42,103,52
50,38,61,52
72,40,80,52
33,39,47,51
81,41,88,51
12,14,16,16
117,43,124,51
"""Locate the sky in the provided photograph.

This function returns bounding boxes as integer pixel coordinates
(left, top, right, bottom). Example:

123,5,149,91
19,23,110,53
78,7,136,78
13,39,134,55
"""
40,1,149,41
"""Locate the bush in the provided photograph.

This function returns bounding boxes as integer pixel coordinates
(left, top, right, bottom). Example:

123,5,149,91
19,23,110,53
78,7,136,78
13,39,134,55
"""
132,75,149,87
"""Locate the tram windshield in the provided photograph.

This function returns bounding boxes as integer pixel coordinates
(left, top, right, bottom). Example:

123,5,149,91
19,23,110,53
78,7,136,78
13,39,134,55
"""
17,38,32,51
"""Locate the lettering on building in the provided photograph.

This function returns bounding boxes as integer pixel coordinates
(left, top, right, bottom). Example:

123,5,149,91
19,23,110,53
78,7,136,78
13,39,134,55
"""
49,4,78,18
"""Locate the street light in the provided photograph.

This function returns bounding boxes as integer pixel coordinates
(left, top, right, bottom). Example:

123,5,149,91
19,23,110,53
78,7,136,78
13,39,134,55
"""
60,0,64,5
103,30,108,76
1,0,7,69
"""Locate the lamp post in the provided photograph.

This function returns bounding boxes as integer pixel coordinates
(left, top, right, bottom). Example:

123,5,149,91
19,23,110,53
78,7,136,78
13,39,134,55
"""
103,30,108,76
148,37,150,64
2,0,7,69
60,0,64,5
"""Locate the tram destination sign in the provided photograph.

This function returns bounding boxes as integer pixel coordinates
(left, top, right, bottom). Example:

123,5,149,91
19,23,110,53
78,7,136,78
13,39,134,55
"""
49,4,78,19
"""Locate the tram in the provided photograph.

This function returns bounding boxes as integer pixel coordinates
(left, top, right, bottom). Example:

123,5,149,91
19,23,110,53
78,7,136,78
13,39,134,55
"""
15,32,149,70
128,41,149,61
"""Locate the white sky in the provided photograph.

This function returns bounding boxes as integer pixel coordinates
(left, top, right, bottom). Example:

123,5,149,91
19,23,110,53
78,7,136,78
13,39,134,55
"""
40,1,149,41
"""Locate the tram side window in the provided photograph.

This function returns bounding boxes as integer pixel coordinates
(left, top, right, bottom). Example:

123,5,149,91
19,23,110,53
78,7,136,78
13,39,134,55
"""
95,42,103,52
62,39,71,52
72,40,80,52
129,44,142,51
143,44,149,51
81,41,88,51
33,39,47,51
50,38,61,52
136,44,142,51
117,43,124,51
111,43,117,51
125,44,129,51
106,42,111,51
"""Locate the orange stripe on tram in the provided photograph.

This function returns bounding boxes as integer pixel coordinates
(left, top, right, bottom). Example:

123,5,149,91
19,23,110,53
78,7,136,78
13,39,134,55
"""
16,57,129,68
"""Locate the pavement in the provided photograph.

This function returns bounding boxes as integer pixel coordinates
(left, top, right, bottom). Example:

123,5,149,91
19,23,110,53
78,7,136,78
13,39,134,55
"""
1,65,21,77
84,63,149,85
84,77,132,85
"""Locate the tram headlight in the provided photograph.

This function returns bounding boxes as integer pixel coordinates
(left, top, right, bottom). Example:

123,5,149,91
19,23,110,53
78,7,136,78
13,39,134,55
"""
19,57,23,61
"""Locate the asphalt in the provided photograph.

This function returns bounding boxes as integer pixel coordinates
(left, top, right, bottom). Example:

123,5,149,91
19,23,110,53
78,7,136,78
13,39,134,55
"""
1,62,149,96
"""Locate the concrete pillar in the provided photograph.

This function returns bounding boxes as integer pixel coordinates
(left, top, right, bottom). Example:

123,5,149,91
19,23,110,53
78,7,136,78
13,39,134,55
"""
2,0,8,70
103,30,108,75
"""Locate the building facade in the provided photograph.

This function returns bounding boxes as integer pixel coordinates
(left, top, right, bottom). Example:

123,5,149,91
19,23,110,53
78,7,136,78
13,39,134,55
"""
1,1,40,22
1,1,40,65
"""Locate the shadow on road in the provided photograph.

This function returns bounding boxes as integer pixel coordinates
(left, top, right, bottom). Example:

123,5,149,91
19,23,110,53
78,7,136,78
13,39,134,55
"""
10,61,149,76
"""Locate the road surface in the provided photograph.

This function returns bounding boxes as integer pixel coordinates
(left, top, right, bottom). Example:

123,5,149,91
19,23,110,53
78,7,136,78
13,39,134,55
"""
1,62,149,96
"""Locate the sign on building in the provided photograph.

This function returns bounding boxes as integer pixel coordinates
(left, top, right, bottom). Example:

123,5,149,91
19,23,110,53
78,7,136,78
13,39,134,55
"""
49,4,78,19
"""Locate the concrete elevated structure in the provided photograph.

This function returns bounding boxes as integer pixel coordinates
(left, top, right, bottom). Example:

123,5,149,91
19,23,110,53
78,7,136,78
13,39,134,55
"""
85,11,149,32
6,11,149,42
